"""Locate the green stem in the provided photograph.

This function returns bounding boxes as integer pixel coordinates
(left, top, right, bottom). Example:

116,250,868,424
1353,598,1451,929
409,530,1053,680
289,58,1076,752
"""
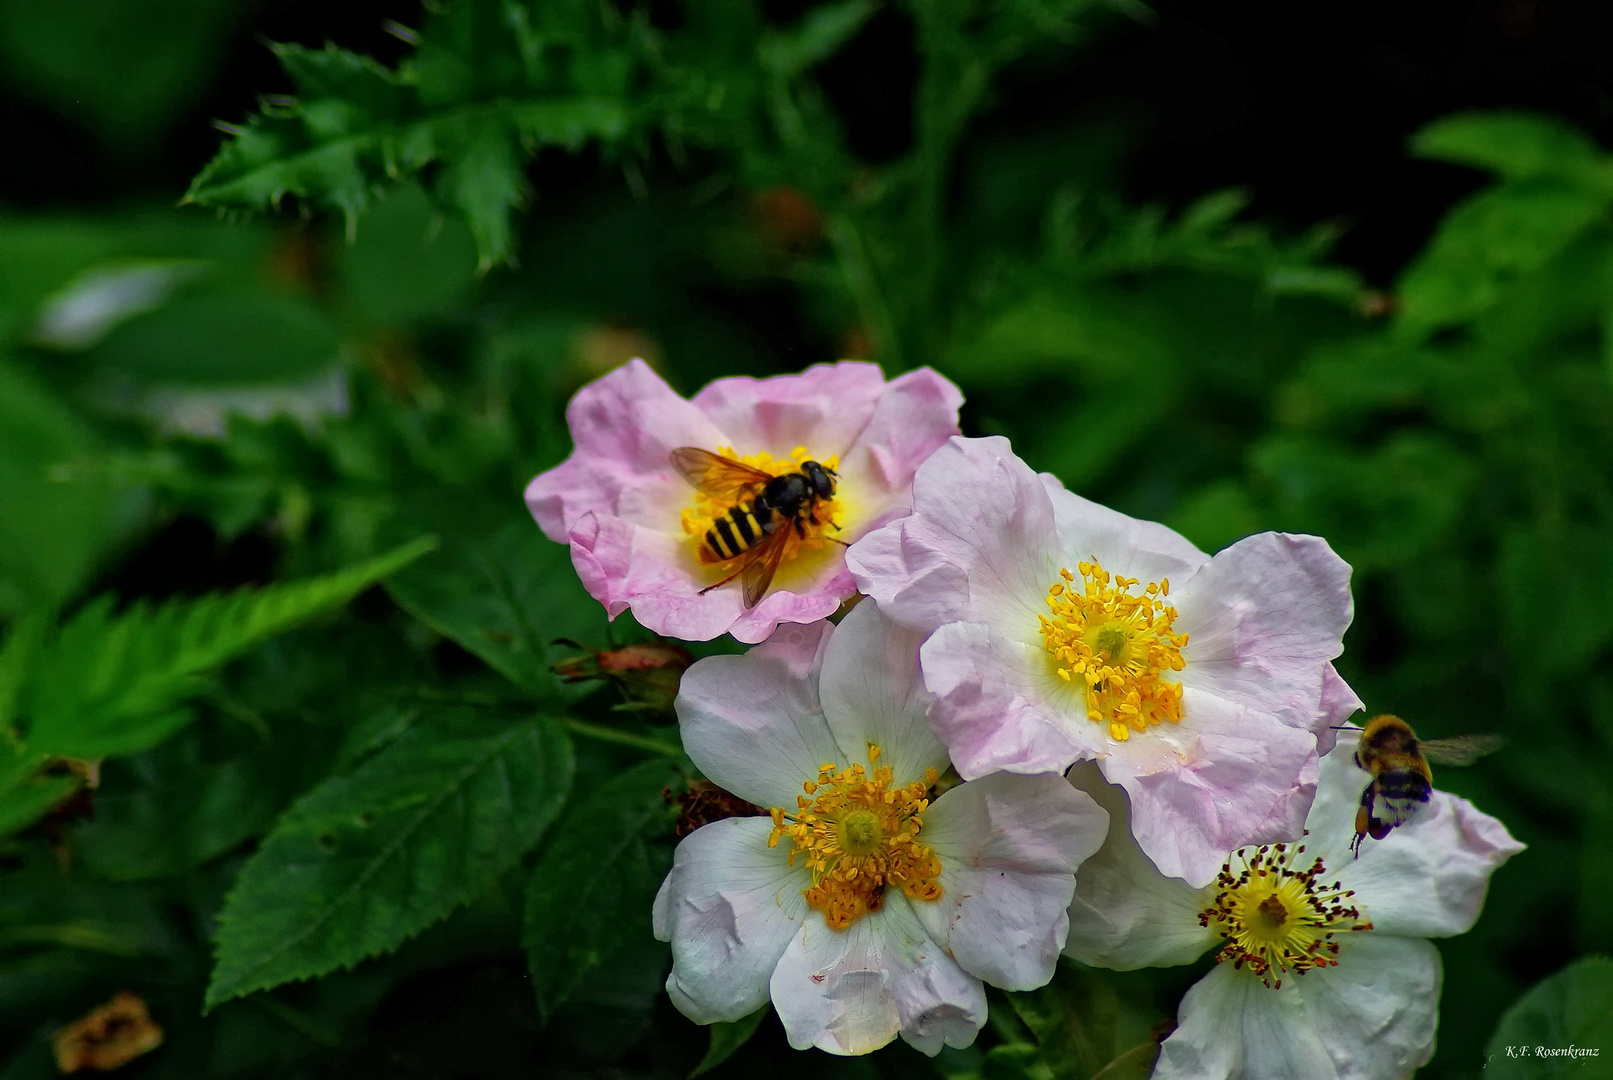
557,718,686,759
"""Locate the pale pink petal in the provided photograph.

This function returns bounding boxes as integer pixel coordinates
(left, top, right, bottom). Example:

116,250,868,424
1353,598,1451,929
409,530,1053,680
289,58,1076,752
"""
838,368,967,503
919,621,1089,778
691,362,889,459
1306,746,1526,938
1062,763,1219,969
848,436,1059,637
658,817,810,1025
1241,749,1321,848
916,772,1107,990
531,361,961,643
1103,687,1323,888
1040,479,1210,590
527,359,727,540
674,620,842,810
817,601,949,784
1315,662,1364,756
770,896,986,1056
1174,532,1355,739
1155,934,1440,1080
727,562,852,645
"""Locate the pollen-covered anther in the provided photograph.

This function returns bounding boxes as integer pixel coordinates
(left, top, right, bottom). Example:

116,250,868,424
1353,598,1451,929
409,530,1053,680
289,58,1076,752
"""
1198,839,1373,989
767,744,943,930
1038,558,1188,741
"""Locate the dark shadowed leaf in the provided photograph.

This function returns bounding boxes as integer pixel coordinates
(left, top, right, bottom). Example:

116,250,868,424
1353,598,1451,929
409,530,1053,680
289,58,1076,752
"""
523,758,678,1021
1483,957,1613,1078
206,709,574,1008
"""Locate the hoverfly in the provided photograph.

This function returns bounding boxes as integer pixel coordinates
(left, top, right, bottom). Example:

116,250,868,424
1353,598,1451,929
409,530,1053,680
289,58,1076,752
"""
669,447,839,608
1346,714,1504,857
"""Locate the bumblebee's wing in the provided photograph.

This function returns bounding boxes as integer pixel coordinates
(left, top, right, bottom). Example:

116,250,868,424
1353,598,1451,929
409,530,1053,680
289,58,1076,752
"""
669,447,771,503
1420,734,1505,766
740,527,792,609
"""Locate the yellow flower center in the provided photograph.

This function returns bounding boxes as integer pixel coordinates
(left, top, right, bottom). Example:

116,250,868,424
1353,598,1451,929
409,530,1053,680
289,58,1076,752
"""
1038,559,1188,742
679,445,842,563
1198,840,1373,989
768,745,944,930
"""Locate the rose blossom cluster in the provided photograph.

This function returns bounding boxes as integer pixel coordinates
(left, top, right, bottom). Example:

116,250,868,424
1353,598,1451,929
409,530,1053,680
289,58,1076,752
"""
527,360,1523,1075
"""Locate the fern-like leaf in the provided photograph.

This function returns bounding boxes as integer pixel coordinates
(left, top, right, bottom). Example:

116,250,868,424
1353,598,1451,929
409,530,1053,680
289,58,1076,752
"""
23,537,437,759
185,0,636,269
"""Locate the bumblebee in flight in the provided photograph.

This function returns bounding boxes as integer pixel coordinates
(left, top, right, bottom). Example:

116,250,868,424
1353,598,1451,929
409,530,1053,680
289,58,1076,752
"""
1347,714,1503,857
670,447,839,608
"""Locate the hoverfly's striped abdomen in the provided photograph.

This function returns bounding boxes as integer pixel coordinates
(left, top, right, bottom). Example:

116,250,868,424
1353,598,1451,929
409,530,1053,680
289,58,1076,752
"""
700,498,776,563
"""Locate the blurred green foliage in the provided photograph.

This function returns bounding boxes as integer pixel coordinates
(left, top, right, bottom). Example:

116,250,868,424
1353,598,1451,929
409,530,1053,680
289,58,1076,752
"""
0,1,1606,1078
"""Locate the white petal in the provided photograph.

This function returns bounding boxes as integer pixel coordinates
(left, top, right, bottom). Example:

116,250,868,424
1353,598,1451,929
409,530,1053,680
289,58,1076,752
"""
1154,960,1335,1080
1103,687,1323,888
1040,478,1210,588
1155,933,1441,1080
848,435,1059,637
770,897,986,1056
1299,935,1441,1080
1305,746,1526,937
1061,763,1217,969
818,601,949,784
674,620,842,809
660,817,809,1024
1174,532,1354,736
919,620,1092,778
914,771,1107,990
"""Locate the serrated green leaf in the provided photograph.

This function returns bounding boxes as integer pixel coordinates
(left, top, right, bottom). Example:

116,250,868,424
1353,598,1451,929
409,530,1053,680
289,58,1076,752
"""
523,758,678,1021
185,25,631,267
24,536,437,758
690,1005,769,1078
206,709,574,1009
1484,956,1613,1078
384,495,608,698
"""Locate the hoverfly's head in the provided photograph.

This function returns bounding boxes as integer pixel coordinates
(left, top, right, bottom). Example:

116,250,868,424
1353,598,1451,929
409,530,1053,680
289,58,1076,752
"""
802,461,837,499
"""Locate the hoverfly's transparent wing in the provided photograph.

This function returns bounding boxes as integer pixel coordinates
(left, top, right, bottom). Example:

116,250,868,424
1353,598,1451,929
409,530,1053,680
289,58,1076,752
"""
1420,734,1506,767
669,447,771,504
740,528,791,608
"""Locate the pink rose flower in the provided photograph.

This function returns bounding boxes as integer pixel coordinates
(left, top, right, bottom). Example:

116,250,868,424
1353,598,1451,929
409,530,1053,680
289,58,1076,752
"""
526,359,962,643
846,435,1362,887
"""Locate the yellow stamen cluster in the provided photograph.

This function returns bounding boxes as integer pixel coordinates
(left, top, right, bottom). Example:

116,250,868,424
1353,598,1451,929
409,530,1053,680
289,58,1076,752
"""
768,745,943,930
679,445,842,559
1038,559,1188,742
1198,840,1372,989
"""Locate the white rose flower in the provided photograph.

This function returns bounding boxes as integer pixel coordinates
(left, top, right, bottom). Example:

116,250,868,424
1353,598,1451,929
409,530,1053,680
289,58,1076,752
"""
654,602,1110,1056
1062,744,1524,1080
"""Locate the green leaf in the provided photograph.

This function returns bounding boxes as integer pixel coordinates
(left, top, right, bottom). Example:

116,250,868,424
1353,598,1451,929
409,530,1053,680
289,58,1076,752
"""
24,536,437,758
1396,181,1607,337
1412,111,1608,185
0,774,78,836
1007,961,1119,1080
206,709,574,1009
0,359,122,614
690,1005,769,1078
0,0,242,150
89,292,341,386
384,495,608,699
1483,956,1613,1078
522,758,678,1021
185,23,632,269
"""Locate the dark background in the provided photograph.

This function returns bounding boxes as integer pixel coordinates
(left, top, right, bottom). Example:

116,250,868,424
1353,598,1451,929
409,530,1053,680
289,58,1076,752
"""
8,0,1613,282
